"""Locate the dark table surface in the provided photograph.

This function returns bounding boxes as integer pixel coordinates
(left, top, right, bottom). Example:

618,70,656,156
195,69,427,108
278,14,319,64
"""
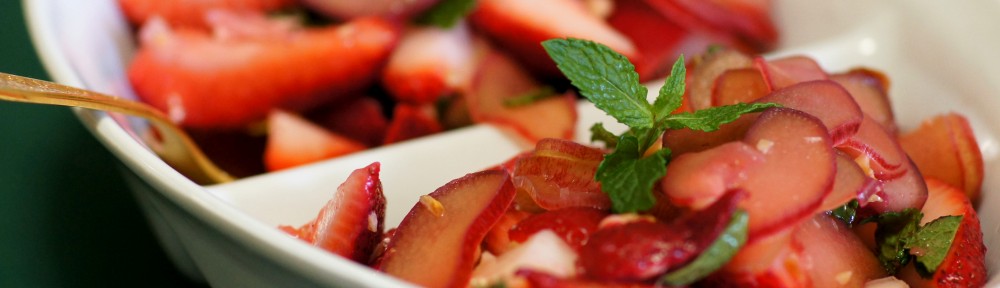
0,2,205,287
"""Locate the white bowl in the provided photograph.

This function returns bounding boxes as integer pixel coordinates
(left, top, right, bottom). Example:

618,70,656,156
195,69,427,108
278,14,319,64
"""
24,0,1000,286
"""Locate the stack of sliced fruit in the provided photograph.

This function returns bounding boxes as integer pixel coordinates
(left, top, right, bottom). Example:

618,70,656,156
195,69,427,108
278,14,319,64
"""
117,0,779,177
281,39,988,287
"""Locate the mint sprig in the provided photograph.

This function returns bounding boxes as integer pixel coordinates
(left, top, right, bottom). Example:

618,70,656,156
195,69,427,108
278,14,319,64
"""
542,38,776,213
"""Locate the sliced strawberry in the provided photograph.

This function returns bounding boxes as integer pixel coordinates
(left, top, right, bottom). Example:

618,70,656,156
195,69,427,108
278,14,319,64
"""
466,50,577,142
129,16,399,129
578,190,744,282
899,113,984,204
263,110,366,171
507,207,608,250
382,23,475,105
382,104,444,145
898,178,987,288
607,0,690,82
468,0,637,79
278,162,386,264
642,0,779,53
117,0,295,29
314,96,388,147
580,221,689,282
483,208,533,255
300,0,438,20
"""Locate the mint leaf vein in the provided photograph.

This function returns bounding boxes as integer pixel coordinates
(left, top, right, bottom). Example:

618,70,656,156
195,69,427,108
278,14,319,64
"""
542,38,652,128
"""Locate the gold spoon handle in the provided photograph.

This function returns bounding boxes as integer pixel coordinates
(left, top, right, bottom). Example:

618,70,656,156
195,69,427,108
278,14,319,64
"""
0,72,233,184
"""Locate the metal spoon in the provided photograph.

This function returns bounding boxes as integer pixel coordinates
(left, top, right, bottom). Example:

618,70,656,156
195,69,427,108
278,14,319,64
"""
0,72,234,184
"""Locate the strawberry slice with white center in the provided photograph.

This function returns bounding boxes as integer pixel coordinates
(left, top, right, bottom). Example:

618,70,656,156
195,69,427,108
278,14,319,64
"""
382,23,476,105
507,207,608,250
129,16,399,129
264,110,365,171
278,162,386,265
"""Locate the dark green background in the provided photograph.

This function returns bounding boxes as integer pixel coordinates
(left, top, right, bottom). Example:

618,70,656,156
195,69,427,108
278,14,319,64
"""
0,2,204,287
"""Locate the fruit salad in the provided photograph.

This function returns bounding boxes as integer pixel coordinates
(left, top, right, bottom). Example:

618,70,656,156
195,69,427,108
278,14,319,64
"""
280,39,989,287
116,0,778,177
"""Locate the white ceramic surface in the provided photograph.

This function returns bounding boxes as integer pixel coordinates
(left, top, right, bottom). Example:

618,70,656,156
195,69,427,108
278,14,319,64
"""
24,0,1000,286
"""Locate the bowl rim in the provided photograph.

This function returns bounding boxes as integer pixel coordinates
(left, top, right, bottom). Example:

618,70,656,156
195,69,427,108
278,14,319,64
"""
21,0,415,286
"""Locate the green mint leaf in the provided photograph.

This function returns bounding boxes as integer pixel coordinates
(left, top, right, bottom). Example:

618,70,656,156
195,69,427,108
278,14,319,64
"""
413,0,477,28
829,200,860,227
590,123,618,148
652,56,686,121
659,210,748,286
542,38,653,128
873,208,923,274
503,86,556,107
596,136,668,213
663,102,778,131
907,215,963,277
